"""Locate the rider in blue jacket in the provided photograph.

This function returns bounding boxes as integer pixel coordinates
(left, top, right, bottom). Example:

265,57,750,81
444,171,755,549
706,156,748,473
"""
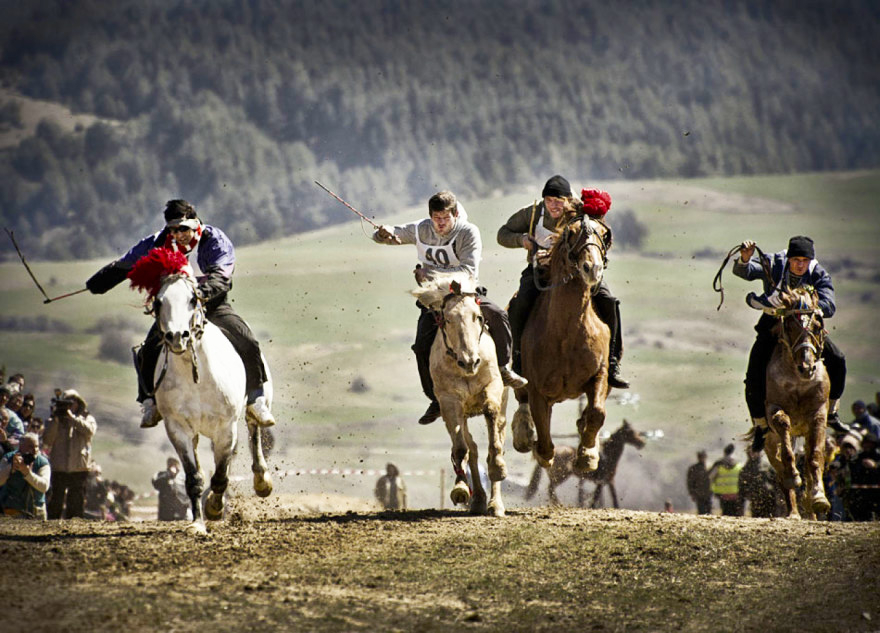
734,235,846,443
85,200,274,429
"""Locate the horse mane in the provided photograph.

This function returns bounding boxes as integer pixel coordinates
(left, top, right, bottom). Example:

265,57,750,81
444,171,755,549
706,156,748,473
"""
128,248,191,298
781,285,819,311
411,272,476,311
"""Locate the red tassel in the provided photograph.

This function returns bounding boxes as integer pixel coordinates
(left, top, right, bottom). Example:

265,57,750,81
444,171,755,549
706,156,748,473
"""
128,248,189,297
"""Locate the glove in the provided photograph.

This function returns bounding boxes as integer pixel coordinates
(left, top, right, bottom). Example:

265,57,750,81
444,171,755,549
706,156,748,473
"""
746,292,784,315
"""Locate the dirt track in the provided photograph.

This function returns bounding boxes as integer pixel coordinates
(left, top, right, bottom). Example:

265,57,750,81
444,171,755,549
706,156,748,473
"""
3,496,879,633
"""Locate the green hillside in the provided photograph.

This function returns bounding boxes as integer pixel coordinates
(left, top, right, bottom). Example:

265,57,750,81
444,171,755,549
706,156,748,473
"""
1,170,879,510
2,0,879,260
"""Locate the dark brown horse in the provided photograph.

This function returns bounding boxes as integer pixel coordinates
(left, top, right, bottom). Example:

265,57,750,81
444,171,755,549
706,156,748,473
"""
761,286,830,519
524,420,645,507
511,215,612,472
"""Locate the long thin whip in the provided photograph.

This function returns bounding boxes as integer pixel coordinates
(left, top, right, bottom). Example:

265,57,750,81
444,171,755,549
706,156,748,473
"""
4,228,87,303
314,181,382,229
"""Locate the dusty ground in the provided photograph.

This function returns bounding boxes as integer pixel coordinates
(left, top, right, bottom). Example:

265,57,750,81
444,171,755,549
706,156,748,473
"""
2,495,879,633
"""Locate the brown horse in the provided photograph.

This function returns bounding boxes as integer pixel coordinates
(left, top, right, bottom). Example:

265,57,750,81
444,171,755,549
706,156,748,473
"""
762,286,830,519
511,215,612,471
524,420,646,507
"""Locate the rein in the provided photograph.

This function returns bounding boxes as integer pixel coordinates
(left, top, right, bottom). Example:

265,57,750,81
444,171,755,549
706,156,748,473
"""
777,304,825,364
535,217,607,292
713,243,775,310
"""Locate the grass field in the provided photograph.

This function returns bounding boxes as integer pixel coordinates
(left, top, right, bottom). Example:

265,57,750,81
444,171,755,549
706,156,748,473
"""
2,169,879,513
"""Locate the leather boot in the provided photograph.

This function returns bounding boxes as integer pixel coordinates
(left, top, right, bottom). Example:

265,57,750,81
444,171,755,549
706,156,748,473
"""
500,365,528,389
140,398,162,429
608,361,630,389
419,400,441,425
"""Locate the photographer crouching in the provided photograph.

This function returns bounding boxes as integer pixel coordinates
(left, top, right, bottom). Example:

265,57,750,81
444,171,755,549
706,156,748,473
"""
0,433,51,519
43,389,96,520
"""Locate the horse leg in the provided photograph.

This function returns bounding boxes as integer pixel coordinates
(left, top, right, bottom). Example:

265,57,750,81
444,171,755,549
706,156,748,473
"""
247,420,273,498
763,427,800,519
441,399,471,508
529,391,554,467
205,423,236,521
167,425,206,530
512,390,536,453
803,409,830,518
484,401,507,517
577,477,586,508
462,423,488,516
590,483,603,509
608,482,620,509
575,383,606,472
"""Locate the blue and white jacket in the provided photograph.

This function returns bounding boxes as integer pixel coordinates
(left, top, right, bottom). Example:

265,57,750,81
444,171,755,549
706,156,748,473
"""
86,224,236,308
733,249,835,319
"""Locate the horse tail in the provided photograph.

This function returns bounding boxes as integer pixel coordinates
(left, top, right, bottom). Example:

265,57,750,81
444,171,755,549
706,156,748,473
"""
524,461,543,500
743,426,766,452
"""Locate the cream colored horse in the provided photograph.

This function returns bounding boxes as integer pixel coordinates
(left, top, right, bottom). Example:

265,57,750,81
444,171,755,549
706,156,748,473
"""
412,274,507,516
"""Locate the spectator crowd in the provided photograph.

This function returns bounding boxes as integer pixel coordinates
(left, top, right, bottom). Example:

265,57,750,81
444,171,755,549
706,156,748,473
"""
0,369,135,521
686,394,880,521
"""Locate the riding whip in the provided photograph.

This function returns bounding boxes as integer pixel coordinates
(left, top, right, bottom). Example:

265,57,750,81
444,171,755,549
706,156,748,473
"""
314,181,401,244
4,228,87,304
712,243,774,311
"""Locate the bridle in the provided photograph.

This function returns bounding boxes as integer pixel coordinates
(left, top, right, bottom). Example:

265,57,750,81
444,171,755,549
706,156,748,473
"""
535,216,608,291
151,274,206,389
435,290,485,366
777,296,826,366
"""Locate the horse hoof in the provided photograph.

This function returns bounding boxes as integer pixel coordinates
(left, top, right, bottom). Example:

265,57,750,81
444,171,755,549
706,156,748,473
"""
535,452,554,469
450,483,470,506
811,494,831,515
488,500,506,517
512,406,535,453
254,473,273,498
575,446,600,472
469,496,488,515
204,492,224,521
186,521,208,536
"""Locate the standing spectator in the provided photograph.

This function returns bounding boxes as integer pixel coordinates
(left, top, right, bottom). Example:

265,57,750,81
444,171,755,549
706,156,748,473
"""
0,433,51,519
850,400,880,439
5,373,25,395
0,385,25,445
6,391,23,416
0,408,16,454
152,457,189,521
374,463,407,510
848,432,880,521
738,447,780,518
18,393,36,426
43,389,96,519
686,450,713,515
710,444,743,516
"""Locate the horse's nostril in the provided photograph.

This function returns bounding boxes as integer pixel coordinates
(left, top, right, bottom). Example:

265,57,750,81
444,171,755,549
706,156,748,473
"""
182,331,190,339
474,358,481,367
458,360,466,369
164,332,173,342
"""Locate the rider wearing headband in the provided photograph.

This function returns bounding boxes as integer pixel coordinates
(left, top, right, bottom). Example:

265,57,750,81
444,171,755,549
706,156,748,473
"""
497,175,630,389
373,190,527,426
734,235,847,443
85,200,274,429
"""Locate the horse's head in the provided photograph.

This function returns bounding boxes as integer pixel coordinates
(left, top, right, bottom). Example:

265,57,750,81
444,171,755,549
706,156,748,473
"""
412,273,484,375
548,216,608,290
776,287,825,379
129,248,203,355
617,419,646,449
155,274,204,354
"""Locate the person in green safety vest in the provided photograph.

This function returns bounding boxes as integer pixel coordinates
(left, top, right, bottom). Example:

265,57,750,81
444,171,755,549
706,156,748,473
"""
709,443,743,516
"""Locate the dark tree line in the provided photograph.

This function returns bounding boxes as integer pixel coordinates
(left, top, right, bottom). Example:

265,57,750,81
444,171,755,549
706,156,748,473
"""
1,0,878,260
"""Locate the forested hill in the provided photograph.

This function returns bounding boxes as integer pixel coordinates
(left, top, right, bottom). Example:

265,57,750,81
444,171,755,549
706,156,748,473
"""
1,0,878,260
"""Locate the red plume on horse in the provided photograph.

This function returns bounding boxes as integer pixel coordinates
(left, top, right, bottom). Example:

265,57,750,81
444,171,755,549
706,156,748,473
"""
127,248,190,298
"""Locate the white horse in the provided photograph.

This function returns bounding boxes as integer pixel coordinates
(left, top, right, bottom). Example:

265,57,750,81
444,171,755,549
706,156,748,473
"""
142,258,272,533
412,273,507,516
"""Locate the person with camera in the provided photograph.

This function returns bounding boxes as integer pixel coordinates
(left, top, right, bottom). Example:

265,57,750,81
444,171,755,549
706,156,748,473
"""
43,389,96,520
152,457,189,521
0,433,51,519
